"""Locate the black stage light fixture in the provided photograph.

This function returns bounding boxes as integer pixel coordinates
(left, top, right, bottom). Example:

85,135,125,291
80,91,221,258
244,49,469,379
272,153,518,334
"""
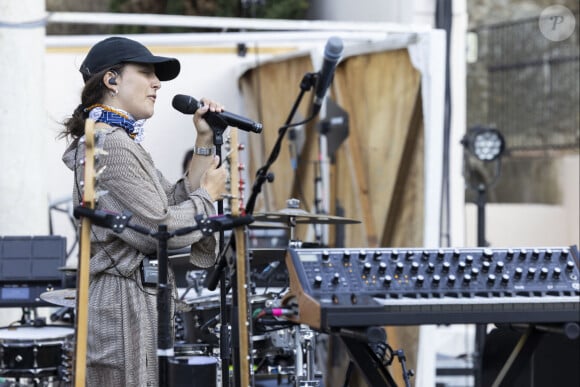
462,126,505,162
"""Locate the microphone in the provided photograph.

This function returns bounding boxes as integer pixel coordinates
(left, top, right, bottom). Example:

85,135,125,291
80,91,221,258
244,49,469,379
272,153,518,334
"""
172,94,263,133
51,307,73,323
312,36,344,114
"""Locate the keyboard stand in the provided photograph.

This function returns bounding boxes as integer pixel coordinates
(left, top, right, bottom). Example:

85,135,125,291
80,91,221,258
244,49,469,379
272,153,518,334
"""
339,333,398,387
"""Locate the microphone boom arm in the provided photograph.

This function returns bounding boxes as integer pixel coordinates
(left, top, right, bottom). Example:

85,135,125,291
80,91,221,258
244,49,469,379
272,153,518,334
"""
244,72,320,215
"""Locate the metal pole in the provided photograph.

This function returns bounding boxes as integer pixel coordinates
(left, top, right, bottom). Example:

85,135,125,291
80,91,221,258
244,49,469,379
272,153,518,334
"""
474,183,487,387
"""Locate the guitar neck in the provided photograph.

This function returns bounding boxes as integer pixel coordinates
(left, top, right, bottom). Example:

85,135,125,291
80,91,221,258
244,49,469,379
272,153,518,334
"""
228,128,253,387
74,118,97,387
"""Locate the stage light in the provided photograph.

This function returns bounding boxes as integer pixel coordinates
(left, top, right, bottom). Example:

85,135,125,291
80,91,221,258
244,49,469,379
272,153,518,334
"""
462,126,505,162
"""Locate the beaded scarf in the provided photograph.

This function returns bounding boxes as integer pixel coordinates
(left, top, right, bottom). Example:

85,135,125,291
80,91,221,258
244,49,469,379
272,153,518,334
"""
85,104,146,143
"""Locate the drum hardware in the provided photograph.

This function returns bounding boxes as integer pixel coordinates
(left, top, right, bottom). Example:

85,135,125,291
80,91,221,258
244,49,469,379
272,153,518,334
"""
290,325,323,387
185,270,207,298
50,307,75,324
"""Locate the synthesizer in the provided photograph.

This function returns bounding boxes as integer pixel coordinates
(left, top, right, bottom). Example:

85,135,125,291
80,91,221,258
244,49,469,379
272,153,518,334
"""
282,246,580,331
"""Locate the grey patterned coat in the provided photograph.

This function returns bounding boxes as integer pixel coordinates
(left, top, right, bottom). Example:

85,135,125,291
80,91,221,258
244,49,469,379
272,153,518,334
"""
63,126,218,386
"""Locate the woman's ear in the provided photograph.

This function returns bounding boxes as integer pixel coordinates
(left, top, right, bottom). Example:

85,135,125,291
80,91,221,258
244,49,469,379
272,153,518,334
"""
104,70,119,88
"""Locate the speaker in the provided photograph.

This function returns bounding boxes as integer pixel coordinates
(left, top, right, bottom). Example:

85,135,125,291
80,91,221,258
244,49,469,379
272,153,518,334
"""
482,326,580,387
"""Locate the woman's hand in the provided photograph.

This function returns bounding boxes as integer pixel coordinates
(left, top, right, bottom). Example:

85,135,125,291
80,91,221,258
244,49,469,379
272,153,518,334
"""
200,156,228,202
193,98,225,140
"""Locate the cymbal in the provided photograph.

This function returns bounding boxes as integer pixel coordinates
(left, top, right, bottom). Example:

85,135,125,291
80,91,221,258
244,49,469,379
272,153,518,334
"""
58,266,77,273
253,207,361,225
248,221,288,230
40,288,77,308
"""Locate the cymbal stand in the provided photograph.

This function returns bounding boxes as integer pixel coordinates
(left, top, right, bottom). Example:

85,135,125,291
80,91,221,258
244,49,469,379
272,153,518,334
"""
284,215,321,387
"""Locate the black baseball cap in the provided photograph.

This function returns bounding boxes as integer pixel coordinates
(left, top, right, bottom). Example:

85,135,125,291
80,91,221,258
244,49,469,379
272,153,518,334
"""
79,36,180,82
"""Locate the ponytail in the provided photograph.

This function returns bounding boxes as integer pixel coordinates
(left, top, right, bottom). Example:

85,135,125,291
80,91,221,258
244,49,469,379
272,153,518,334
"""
59,64,124,140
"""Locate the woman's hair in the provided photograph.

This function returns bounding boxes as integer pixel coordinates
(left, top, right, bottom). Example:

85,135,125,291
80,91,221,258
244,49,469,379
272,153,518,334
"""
59,64,124,140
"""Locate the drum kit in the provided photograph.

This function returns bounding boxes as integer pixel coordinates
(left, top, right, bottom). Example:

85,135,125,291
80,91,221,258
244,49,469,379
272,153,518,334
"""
16,199,359,387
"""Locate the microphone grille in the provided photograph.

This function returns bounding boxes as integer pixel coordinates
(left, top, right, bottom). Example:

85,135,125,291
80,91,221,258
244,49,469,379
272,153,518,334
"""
325,36,344,60
172,94,198,114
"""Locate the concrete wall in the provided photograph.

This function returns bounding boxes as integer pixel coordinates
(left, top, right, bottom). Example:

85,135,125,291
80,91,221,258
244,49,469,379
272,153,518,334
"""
465,154,580,247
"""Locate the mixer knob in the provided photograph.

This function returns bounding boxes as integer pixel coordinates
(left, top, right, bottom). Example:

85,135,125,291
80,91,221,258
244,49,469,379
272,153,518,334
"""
458,262,466,272
422,250,430,260
487,274,496,284
463,274,472,285
527,267,536,279
332,273,341,284
426,262,435,273
362,263,372,275
343,251,351,262
465,255,474,266
453,248,461,259
471,267,480,278
544,249,552,260
432,274,441,286
359,250,367,260
395,262,404,273
313,275,323,287
519,249,528,260
383,275,393,287
483,248,494,260
506,249,515,260
416,275,425,287
560,248,570,260
391,249,399,260
514,267,523,279
501,274,509,285
495,261,505,273
442,262,451,273
532,249,540,260
406,251,415,260
322,250,330,262
373,251,383,261
482,261,491,273
553,267,561,279
566,261,575,272
437,249,445,260
447,275,456,286
378,262,387,274
540,267,549,279
411,262,419,273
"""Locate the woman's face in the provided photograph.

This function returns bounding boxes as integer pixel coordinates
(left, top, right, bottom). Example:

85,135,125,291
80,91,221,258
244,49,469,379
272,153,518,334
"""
109,63,161,120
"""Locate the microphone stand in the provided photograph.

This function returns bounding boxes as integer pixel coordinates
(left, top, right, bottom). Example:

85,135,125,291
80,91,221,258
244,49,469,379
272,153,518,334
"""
203,70,320,386
72,207,252,387
245,72,320,215
206,118,232,387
